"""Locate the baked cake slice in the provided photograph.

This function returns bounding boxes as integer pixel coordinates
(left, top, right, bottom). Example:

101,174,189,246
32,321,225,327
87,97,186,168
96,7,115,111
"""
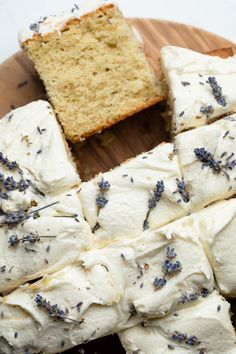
196,199,236,297
19,1,164,142
161,45,236,134
119,290,236,354
0,101,92,293
79,142,191,246
0,220,213,353
175,115,236,211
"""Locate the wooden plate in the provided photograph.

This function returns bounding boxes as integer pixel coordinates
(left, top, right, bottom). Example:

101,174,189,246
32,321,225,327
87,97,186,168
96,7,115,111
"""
0,19,236,353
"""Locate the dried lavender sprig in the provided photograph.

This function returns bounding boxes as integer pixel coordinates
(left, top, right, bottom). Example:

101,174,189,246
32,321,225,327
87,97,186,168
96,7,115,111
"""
200,105,214,116
179,292,199,304
171,331,187,342
176,178,189,203
186,335,201,346
166,246,177,259
143,180,164,230
0,191,8,200
153,247,181,292
170,331,201,346
8,233,56,247
194,147,222,174
179,288,210,304
194,147,236,178
153,277,166,291
0,152,19,171
1,201,59,227
96,196,108,208
98,179,110,191
206,76,226,107
1,175,30,192
34,294,83,324
96,178,110,210
2,209,28,226
163,260,182,275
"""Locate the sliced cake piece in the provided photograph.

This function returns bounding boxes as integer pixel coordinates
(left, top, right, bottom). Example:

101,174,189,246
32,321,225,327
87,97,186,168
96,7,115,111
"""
0,101,92,293
119,290,236,354
19,1,164,142
0,188,92,293
0,100,79,194
161,45,236,134
175,115,236,212
0,220,213,353
79,143,192,246
194,199,236,297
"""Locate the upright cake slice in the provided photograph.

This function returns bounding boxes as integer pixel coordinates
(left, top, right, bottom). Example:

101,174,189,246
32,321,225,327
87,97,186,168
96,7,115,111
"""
19,1,164,142
161,45,236,134
119,290,236,354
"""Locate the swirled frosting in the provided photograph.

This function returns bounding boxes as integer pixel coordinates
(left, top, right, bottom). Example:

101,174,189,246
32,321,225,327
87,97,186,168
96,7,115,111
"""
119,290,236,354
161,45,236,134
0,217,213,353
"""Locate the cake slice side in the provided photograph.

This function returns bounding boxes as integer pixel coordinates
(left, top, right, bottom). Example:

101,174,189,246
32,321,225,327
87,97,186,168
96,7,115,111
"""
20,3,164,142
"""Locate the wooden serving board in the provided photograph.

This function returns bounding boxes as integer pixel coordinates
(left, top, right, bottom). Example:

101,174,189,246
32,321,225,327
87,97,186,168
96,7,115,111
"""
0,19,236,354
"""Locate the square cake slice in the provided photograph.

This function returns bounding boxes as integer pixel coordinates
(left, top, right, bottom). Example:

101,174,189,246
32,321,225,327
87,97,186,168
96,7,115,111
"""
161,45,236,134
79,142,192,246
175,115,236,211
0,100,80,194
119,290,236,354
19,1,164,142
195,198,236,297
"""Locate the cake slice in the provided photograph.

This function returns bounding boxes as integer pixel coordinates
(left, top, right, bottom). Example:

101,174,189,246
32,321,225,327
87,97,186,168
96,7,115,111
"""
119,290,236,354
161,45,236,134
175,115,236,211
195,199,236,297
79,143,191,246
0,188,92,293
0,100,80,194
0,219,213,353
19,1,164,142
0,101,92,293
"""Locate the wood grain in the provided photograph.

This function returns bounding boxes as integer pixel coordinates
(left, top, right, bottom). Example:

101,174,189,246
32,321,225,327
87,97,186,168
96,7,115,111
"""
0,19,235,354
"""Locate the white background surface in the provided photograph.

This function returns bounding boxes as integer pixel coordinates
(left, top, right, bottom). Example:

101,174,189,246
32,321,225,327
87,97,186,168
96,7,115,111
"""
0,0,236,63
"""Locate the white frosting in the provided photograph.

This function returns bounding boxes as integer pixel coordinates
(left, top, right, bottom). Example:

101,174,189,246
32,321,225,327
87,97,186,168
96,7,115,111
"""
0,100,80,194
119,290,236,354
0,100,93,293
175,115,236,211
79,143,192,247
193,198,236,297
0,188,92,293
18,0,113,44
161,46,236,134
0,222,213,353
